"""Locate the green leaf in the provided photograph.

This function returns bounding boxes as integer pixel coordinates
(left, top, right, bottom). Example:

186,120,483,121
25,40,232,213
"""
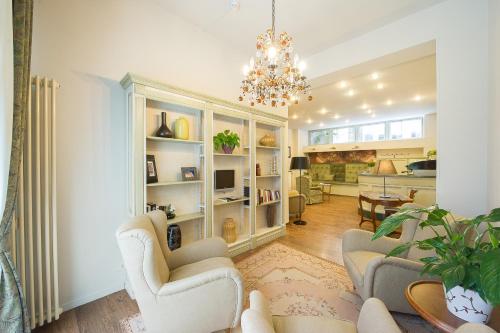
417,236,447,251
372,211,422,240
385,242,413,257
480,248,500,305
420,256,439,264
441,265,465,290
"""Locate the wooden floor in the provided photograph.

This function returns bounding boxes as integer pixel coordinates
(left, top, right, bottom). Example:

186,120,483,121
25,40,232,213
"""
35,195,367,333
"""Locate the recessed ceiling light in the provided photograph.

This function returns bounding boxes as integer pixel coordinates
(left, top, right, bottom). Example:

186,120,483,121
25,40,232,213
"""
371,114,376,118
319,108,328,115
361,103,369,109
367,109,373,114
371,72,379,80
319,122,324,127
333,114,340,120
414,94,422,101
345,119,350,124
291,114,298,119
307,119,313,124
386,99,393,106
338,81,348,89
346,89,355,97
376,83,384,90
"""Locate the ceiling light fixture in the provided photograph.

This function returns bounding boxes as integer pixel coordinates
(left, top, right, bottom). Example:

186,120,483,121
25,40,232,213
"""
367,109,373,114
414,94,422,101
386,99,393,106
319,122,324,127
307,119,313,124
239,0,312,107
345,119,350,124
333,114,340,120
376,83,384,90
361,103,369,109
371,114,376,118
319,108,328,115
292,114,298,119
338,81,348,89
371,72,379,80
346,89,355,97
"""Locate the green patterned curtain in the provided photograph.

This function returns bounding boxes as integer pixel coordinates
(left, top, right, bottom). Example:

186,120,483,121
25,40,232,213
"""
0,0,33,332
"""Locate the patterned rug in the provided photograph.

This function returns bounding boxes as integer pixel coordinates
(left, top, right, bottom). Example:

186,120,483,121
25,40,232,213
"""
120,242,439,333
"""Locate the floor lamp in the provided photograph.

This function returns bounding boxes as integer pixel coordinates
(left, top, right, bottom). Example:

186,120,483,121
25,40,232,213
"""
374,160,397,198
290,156,310,225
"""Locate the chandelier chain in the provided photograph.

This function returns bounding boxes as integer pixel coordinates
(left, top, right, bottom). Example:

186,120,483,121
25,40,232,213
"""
271,0,275,39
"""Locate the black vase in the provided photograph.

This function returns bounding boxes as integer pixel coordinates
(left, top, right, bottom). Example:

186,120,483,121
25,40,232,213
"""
156,112,173,138
167,224,181,250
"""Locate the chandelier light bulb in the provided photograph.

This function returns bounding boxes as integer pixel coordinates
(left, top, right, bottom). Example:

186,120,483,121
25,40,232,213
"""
242,64,249,75
267,46,277,59
298,61,306,72
249,57,255,69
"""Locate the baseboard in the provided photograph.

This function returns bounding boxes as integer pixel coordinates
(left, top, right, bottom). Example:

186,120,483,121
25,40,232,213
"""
62,281,125,311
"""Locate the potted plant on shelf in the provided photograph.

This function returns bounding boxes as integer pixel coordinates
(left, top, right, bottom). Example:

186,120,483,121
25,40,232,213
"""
213,130,240,154
372,206,500,324
366,161,376,174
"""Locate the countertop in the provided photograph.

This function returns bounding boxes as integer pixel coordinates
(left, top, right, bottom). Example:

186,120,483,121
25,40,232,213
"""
359,173,436,179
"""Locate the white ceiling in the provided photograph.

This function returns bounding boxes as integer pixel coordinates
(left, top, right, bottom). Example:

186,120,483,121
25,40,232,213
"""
154,0,444,57
288,53,436,129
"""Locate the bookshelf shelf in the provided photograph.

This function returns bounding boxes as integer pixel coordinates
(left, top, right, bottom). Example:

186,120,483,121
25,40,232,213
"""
146,136,204,144
214,197,250,206
257,199,281,207
147,180,204,187
166,212,204,225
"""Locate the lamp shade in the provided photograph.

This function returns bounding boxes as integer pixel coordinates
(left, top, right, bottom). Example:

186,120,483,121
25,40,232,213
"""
375,160,397,175
290,156,310,170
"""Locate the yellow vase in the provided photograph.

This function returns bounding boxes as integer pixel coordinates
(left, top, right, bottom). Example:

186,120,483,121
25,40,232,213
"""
174,117,189,140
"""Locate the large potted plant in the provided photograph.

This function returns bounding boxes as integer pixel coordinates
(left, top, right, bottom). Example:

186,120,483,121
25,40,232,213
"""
213,130,240,154
372,206,500,324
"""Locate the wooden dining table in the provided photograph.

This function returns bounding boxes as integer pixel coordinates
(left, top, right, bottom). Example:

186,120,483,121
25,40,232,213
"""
358,191,414,231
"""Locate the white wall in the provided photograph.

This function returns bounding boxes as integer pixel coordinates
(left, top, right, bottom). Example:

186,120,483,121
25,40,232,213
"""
489,0,500,209
305,0,490,216
31,0,258,310
0,0,13,216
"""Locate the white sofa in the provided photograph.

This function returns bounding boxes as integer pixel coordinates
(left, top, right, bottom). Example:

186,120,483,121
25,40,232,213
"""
116,210,244,333
240,290,402,333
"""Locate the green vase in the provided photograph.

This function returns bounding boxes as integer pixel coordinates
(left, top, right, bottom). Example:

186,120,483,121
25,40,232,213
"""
174,117,189,140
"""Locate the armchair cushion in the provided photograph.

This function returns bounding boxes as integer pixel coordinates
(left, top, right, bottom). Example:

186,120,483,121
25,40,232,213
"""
272,316,356,333
169,256,234,282
357,298,401,333
166,237,228,270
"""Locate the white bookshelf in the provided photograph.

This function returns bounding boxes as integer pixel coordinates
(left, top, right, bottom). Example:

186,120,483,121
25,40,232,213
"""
122,73,288,257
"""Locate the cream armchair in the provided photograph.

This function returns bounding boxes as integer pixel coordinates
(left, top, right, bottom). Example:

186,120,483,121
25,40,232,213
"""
240,290,401,333
116,210,244,333
296,175,323,204
342,203,442,314
288,190,306,222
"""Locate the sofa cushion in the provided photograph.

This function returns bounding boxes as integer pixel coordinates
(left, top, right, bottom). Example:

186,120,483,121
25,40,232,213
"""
273,315,356,333
343,250,385,288
169,256,234,282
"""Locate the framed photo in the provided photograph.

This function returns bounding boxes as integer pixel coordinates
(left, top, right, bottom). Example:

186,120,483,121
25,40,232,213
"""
181,167,199,181
146,155,158,184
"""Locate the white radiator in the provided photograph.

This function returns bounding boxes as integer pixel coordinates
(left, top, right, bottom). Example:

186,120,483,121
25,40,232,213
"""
12,76,61,329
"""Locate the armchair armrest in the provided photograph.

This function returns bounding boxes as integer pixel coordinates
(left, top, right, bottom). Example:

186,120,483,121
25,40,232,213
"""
342,229,401,255
357,298,401,333
166,237,229,270
364,256,432,314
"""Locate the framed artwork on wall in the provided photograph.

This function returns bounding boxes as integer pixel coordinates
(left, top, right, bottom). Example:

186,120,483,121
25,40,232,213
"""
146,155,158,184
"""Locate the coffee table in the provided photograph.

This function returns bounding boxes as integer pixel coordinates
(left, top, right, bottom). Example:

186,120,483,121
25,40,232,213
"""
406,280,500,332
319,183,333,201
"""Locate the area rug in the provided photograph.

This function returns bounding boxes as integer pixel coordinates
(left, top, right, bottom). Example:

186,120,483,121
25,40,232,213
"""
120,242,439,333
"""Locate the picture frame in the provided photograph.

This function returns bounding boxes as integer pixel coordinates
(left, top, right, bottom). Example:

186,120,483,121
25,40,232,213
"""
181,167,199,181
146,155,158,184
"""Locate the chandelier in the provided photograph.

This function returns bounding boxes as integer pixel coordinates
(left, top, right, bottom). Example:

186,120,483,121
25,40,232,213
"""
239,0,312,107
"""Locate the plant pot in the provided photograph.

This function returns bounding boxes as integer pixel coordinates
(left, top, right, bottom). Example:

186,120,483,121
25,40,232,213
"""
444,284,493,324
222,144,234,154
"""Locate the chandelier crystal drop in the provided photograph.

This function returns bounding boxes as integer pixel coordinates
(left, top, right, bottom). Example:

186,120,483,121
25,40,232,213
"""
239,0,312,107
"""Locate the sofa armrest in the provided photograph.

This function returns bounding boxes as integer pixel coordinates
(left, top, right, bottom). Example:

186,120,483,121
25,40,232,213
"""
357,298,401,333
342,229,401,255
166,237,229,270
241,309,275,333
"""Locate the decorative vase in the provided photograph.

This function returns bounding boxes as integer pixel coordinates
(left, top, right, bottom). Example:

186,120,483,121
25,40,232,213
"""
167,224,181,250
444,285,493,324
259,134,276,147
266,206,275,227
256,163,261,176
174,117,189,140
156,112,173,138
222,218,237,243
222,144,234,154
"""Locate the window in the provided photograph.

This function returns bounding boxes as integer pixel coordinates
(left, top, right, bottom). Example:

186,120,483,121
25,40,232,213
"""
307,117,424,145
389,118,422,139
359,123,386,142
332,127,356,143
309,129,331,145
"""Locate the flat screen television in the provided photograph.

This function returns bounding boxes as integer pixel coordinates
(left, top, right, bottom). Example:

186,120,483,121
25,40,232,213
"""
214,169,235,191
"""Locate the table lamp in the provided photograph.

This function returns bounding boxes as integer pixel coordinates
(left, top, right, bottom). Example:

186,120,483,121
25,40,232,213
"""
375,160,397,198
290,156,310,225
